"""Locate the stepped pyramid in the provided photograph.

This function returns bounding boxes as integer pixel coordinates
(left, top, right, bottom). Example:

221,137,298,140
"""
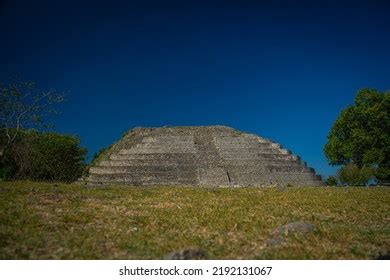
87,126,322,186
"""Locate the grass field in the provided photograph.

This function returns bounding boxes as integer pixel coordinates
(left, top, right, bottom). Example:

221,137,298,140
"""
0,181,389,259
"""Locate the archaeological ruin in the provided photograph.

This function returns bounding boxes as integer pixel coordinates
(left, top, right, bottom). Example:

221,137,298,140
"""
87,126,323,186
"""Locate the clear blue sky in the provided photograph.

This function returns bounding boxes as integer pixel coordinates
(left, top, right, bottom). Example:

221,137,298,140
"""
1,0,389,177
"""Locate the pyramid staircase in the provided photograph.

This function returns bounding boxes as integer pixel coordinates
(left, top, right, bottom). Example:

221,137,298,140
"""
87,126,322,186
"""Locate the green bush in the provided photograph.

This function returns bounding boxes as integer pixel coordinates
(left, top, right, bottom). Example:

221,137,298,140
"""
325,176,338,186
374,166,390,184
0,162,16,181
0,130,87,182
337,163,373,186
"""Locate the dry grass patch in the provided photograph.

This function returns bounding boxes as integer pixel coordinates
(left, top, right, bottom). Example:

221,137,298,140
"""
0,181,389,259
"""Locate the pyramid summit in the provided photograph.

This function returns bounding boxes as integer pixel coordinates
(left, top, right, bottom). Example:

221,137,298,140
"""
87,126,322,186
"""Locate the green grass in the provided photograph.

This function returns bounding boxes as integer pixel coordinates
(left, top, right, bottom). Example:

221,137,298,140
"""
0,181,389,259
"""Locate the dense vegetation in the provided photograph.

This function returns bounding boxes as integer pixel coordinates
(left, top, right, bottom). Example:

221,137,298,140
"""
324,88,389,184
337,164,374,186
0,182,388,259
0,130,86,182
1,79,86,182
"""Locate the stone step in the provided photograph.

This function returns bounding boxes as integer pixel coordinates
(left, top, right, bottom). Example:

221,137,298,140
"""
87,174,198,185
227,173,318,182
88,171,198,180
100,158,196,167
110,152,298,161
221,153,291,160
218,147,278,154
229,171,319,180
103,157,308,170
223,158,302,166
216,134,271,142
215,141,273,147
88,172,322,186
89,171,198,178
110,153,197,161
119,146,196,154
266,165,314,173
88,171,321,186
256,153,300,161
141,135,194,142
98,160,307,169
224,165,310,173
90,166,198,174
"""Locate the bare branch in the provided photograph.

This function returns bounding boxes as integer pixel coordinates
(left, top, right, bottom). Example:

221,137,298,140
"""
0,79,66,151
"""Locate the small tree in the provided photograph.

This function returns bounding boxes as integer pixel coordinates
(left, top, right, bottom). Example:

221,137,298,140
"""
337,163,373,186
324,88,390,183
0,79,64,157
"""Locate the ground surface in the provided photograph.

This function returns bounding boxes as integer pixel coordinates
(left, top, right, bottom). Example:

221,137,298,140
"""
0,181,389,259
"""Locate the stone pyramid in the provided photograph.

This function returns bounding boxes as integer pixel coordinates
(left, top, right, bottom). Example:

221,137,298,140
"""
87,126,322,186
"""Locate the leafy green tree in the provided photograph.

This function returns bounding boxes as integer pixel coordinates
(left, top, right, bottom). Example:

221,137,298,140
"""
337,163,373,186
324,89,390,183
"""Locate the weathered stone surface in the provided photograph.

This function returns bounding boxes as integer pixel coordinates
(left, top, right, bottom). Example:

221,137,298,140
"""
273,221,315,235
265,238,284,247
87,126,323,186
164,248,208,260
266,221,315,247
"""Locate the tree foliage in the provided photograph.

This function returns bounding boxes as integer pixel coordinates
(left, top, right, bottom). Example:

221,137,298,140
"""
324,88,390,182
325,176,338,186
337,164,373,186
1,130,87,182
0,79,64,156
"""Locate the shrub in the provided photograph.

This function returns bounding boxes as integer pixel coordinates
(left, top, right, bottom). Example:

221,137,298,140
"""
337,163,373,186
325,176,338,186
0,160,16,181
1,130,87,182
374,166,390,184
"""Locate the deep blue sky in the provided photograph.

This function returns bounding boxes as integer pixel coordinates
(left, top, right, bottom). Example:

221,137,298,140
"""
1,0,389,177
